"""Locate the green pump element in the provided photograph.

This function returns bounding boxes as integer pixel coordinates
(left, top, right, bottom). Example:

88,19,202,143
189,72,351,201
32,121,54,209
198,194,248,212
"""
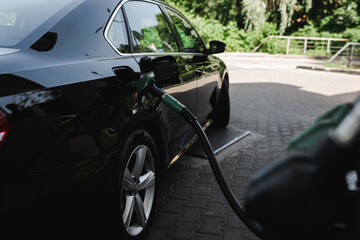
127,75,155,96
129,75,186,114
162,94,185,114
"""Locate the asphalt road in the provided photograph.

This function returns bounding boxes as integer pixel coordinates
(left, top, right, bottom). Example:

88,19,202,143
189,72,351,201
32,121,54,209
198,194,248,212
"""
147,55,360,240
218,54,325,70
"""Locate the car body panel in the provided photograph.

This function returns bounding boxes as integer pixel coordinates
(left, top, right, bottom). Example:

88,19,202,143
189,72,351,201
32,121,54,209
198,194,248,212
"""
1,0,228,221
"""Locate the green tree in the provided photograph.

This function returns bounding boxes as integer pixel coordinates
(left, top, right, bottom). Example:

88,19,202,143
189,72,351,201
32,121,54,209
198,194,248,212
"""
163,0,360,54
241,0,312,34
241,0,267,31
319,1,360,32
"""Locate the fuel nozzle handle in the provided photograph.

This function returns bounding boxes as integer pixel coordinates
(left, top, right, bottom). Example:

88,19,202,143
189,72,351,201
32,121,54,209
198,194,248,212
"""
331,96,360,149
128,74,188,116
147,84,186,114
127,75,155,96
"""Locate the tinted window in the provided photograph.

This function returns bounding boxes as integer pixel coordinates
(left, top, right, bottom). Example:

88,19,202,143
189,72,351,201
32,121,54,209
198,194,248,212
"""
166,8,205,53
123,1,178,53
106,9,131,53
0,0,75,47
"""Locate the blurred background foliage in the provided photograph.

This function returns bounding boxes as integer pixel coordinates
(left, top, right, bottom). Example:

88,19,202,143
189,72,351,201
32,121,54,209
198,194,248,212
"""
163,0,360,52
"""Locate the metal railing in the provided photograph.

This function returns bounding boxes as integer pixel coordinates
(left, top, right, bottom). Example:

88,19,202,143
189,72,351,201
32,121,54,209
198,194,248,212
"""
328,42,360,66
253,36,349,56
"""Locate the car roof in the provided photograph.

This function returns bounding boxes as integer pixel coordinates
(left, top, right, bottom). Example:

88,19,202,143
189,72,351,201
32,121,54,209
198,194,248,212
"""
9,0,177,50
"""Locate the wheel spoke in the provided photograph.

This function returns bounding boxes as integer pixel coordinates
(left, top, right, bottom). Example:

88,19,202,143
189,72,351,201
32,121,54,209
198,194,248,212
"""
138,171,155,190
134,194,147,227
132,146,147,179
123,195,135,230
123,167,135,191
125,167,133,181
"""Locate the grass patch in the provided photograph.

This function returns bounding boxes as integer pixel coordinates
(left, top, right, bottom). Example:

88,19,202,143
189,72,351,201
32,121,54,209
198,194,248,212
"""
323,62,360,70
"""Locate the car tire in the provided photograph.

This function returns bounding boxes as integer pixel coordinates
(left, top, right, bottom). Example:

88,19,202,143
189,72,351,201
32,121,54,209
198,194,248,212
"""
109,129,159,240
213,79,230,128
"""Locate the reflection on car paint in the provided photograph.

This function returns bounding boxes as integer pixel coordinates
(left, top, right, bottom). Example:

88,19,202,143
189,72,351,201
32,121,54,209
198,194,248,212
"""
7,90,60,112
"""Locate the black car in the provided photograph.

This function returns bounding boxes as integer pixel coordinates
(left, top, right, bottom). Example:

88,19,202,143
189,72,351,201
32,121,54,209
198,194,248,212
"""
1,0,229,238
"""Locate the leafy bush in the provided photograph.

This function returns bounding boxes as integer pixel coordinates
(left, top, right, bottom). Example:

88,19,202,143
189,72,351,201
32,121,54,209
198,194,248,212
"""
260,38,286,54
163,0,358,54
319,2,360,33
291,21,319,37
343,28,360,42
162,0,279,52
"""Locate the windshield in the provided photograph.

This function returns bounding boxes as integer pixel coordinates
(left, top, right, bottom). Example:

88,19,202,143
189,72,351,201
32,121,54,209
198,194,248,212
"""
0,0,75,48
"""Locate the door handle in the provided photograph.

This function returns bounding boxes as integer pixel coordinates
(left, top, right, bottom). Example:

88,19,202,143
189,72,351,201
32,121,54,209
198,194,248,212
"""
195,69,203,77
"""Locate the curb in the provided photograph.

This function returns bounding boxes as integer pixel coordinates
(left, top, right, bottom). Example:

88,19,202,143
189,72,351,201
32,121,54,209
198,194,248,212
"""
296,65,360,76
217,52,328,60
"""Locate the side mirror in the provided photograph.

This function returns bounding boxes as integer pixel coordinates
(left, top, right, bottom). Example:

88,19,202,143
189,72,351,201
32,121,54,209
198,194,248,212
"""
209,40,226,54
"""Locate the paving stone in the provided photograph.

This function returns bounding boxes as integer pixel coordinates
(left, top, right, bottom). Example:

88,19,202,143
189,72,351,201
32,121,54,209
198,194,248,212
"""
223,210,246,229
237,161,254,169
182,168,201,177
204,202,227,217
216,170,236,182
243,232,261,240
197,173,216,184
271,151,285,159
192,183,213,195
176,207,204,223
195,233,222,240
236,169,254,178
222,157,238,165
159,180,175,193
238,149,254,156
231,187,248,200
237,154,253,162
158,190,171,205
221,163,239,172
269,146,284,152
170,222,198,240
152,211,179,229
146,228,172,240
234,177,250,188
221,228,247,240
163,199,187,213
170,186,192,200
176,176,196,188
208,190,228,204
198,216,224,235
148,65,360,240
184,194,210,209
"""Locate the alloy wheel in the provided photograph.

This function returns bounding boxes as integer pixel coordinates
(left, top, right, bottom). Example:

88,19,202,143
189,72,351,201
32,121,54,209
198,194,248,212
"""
121,145,156,236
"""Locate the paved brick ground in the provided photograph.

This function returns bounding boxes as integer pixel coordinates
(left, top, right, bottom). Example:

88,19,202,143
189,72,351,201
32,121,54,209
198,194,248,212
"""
147,60,360,240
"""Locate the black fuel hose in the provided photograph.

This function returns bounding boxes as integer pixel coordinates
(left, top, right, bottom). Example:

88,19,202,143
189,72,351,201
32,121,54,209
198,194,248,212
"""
145,83,265,239
180,107,264,239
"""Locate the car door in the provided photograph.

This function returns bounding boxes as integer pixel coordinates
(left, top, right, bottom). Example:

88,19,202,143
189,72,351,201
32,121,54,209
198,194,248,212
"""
121,0,198,160
164,7,221,126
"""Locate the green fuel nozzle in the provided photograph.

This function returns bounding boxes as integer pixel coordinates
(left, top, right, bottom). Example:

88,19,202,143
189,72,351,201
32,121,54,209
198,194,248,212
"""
128,74,186,114
127,75,155,96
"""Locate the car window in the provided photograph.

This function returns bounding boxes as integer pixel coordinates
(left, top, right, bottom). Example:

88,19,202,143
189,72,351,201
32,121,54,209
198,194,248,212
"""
106,9,131,53
166,8,205,54
123,1,179,54
0,0,76,48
